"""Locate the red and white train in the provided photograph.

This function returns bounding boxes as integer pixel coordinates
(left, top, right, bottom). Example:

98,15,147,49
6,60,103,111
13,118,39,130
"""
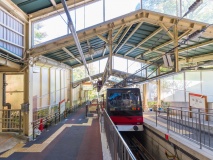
106,88,143,131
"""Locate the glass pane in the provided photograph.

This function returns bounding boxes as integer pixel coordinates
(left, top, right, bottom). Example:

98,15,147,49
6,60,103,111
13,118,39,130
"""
33,13,68,45
73,65,86,81
148,81,157,101
202,71,213,102
185,71,201,94
105,0,141,21
56,70,61,103
88,61,99,76
128,60,142,76
161,76,174,101
113,56,127,72
50,68,56,105
181,0,213,24
142,0,177,16
85,0,104,28
100,58,107,73
70,7,85,31
173,73,185,102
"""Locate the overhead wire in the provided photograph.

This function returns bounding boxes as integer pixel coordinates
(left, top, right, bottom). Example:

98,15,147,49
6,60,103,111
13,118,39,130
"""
115,0,212,87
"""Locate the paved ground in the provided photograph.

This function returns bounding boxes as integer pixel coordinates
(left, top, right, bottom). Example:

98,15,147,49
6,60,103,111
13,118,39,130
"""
0,105,109,160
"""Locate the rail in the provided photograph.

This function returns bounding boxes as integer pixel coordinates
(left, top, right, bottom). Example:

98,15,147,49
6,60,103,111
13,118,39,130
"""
31,104,83,140
103,109,137,160
155,107,213,150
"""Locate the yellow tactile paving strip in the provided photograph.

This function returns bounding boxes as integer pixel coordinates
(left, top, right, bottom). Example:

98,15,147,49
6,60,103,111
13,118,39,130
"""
0,118,93,158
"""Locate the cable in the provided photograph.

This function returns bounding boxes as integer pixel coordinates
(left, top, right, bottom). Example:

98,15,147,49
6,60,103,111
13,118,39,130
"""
147,0,203,53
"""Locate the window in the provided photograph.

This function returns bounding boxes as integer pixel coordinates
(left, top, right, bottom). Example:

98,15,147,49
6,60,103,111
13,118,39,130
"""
105,0,141,21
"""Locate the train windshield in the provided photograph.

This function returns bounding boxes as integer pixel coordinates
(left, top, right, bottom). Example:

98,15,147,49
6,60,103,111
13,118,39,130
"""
107,89,142,116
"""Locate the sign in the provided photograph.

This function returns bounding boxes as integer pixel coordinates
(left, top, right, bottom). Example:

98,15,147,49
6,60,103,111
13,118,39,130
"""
189,93,207,108
82,82,93,90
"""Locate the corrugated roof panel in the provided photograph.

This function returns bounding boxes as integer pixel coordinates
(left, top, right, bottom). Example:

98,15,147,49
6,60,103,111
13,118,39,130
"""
117,45,133,55
12,0,61,14
128,48,146,57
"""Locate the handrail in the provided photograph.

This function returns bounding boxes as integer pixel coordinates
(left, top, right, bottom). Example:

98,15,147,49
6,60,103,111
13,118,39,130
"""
103,109,137,160
155,106,213,151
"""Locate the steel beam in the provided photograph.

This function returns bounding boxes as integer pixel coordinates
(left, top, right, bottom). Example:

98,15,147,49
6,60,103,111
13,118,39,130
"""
62,47,82,63
179,53,213,64
174,24,179,72
29,8,212,57
112,25,125,42
159,23,174,40
109,29,113,75
61,0,92,82
0,1,28,23
179,39,213,53
139,29,192,58
113,25,133,52
97,34,109,43
0,57,21,69
29,0,96,20
127,27,163,57
115,22,143,54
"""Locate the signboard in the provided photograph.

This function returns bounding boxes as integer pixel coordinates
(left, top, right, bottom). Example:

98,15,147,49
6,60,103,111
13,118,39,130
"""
82,82,93,90
189,93,207,108
108,75,123,83
189,93,208,120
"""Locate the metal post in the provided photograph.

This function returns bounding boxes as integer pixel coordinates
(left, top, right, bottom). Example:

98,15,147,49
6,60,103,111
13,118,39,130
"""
156,109,157,127
198,109,202,149
32,122,35,140
86,105,88,117
55,113,57,124
167,107,169,133
19,110,22,135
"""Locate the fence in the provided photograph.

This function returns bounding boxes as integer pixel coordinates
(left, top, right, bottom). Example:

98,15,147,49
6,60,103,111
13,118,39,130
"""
103,109,136,160
32,101,86,140
0,109,22,134
155,107,213,150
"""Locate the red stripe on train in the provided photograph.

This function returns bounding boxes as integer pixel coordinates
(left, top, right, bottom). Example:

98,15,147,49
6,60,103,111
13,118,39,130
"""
110,116,143,125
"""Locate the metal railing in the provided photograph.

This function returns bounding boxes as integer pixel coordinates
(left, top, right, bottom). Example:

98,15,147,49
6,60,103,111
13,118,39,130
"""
155,107,213,150
0,109,22,134
32,103,84,140
103,109,137,160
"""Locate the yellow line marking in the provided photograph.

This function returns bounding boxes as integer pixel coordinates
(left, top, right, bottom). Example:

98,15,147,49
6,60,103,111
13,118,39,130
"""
0,118,93,158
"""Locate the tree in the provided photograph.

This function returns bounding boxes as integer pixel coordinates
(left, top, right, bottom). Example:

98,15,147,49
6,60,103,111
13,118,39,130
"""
34,23,47,45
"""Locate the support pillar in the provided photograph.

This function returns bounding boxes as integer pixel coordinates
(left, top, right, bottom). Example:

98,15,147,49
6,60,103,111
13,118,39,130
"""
109,29,113,75
174,24,179,72
23,65,33,136
143,83,148,111
157,67,161,107
69,69,72,107
0,73,3,132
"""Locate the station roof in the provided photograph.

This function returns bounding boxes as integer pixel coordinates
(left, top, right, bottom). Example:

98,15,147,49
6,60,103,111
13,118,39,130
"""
1,0,213,86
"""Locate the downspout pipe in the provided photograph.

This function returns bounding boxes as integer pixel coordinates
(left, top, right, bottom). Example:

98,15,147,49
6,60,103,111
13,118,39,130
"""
60,0,92,83
2,74,11,110
2,74,11,129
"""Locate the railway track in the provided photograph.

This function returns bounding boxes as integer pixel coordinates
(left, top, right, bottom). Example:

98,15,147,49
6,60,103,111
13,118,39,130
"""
121,132,156,160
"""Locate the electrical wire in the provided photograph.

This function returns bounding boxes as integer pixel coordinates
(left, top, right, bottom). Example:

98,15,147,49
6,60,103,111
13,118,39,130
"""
147,0,204,53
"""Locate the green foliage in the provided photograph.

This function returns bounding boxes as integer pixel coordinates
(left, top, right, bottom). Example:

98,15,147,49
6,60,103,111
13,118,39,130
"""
88,89,98,100
161,100,170,109
34,23,47,45
73,66,85,82
141,0,212,23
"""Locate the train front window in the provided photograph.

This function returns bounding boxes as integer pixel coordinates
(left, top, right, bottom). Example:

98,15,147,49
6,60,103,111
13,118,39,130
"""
108,90,142,116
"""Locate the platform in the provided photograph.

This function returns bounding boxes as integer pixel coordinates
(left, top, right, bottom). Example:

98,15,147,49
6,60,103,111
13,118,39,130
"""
0,105,111,160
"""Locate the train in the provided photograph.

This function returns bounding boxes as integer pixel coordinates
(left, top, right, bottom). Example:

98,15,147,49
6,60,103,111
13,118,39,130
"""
106,88,143,131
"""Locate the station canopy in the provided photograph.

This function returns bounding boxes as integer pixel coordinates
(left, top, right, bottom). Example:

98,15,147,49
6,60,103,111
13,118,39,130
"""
1,0,213,89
